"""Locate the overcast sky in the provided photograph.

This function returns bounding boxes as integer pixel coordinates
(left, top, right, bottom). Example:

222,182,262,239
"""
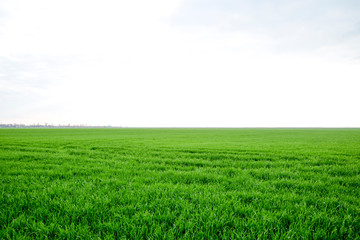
1,0,360,127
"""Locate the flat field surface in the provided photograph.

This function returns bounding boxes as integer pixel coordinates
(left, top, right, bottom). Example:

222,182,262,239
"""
1,128,360,239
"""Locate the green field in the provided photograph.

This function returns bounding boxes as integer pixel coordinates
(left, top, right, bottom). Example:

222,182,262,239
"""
1,128,359,239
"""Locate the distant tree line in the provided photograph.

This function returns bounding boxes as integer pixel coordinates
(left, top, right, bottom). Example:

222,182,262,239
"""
0,123,116,128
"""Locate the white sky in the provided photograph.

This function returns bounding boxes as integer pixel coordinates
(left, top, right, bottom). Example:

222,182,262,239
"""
0,0,360,127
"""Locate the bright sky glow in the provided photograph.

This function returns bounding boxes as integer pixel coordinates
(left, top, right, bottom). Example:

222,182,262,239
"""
1,0,360,127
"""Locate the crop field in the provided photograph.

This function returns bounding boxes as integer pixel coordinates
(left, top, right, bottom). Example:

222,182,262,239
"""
0,128,360,239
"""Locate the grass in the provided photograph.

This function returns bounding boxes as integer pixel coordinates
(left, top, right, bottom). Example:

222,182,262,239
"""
0,128,359,239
